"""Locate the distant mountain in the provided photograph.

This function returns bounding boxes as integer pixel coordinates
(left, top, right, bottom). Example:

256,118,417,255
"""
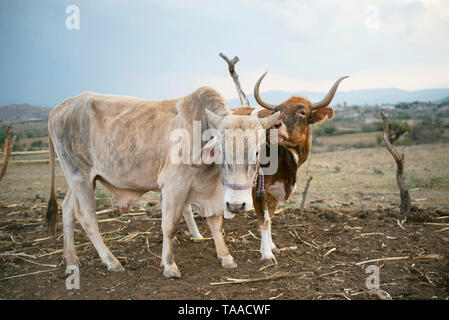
0,104,51,123
435,95,449,104
226,88,449,107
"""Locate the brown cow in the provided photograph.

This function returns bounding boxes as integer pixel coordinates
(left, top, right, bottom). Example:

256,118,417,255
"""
184,73,347,265
228,72,348,265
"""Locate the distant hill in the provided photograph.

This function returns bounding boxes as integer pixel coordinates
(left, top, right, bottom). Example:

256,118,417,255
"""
435,95,449,104
226,88,449,107
0,104,51,123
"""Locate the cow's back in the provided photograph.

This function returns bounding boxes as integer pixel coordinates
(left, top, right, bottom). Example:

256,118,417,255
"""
49,87,228,191
49,91,180,188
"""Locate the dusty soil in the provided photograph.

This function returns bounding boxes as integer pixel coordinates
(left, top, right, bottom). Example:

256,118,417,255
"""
0,202,448,300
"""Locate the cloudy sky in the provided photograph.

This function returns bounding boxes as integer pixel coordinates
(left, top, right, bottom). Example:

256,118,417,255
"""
0,0,448,107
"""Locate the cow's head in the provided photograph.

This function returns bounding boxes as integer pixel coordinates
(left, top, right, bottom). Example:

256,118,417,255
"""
254,72,348,149
203,110,280,216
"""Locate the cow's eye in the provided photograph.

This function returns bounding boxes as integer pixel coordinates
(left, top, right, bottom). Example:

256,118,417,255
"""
299,111,306,116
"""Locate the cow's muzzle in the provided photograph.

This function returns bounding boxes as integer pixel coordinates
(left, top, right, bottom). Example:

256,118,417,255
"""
226,201,246,213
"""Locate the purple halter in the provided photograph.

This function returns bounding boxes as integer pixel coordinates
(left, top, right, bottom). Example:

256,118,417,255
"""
221,166,265,196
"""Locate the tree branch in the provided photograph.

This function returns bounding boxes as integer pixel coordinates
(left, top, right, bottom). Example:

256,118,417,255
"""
300,129,313,212
219,52,250,106
381,112,411,214
0,125,16,182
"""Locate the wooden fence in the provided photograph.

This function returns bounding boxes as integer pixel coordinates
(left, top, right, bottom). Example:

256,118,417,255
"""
0,150,56,164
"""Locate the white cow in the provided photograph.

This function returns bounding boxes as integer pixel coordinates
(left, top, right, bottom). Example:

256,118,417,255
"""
46,87,280,278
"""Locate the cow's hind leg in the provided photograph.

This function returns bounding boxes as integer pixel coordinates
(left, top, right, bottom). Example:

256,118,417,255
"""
268,222,278,252
183,205,203,241
62,189,79,267
70,177,124,271
160,187,188,278
267,196,279,253
207,215,237,269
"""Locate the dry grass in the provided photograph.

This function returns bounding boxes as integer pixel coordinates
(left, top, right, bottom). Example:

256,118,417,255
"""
0,142,448,210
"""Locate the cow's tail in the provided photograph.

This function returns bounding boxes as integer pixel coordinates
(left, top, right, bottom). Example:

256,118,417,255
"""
46,135,58,235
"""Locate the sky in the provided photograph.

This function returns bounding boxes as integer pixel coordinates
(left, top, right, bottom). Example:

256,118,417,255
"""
0,0,448,107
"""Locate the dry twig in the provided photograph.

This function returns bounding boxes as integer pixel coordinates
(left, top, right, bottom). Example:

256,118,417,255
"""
356,253,442,266
290,229,319,250
356,256,410,266
324,248,336,257
145,237,161,260
210,272,290,285
219,52,249,106
0,268,58,281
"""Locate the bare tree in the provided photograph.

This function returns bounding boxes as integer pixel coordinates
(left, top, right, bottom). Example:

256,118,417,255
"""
381,112,412,214
0,125,16,182
219,52,250,106
300,129,313,212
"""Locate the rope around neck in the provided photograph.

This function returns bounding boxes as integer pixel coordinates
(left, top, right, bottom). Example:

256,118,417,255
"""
221,166,265,196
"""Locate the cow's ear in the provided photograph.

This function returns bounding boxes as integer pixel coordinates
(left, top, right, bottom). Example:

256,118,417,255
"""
192,137,219,168
308,107,334,124
205,109,223,129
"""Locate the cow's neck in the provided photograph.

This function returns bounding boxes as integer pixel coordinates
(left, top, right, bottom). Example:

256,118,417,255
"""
287,127,311,169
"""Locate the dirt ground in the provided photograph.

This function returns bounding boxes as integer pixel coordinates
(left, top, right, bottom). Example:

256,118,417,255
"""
1,201,448,300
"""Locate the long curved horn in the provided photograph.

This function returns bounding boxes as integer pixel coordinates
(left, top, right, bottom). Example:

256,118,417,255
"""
254,72,276,110
312,76,349,110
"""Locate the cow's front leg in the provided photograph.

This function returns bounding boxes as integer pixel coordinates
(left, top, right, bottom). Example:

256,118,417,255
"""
160,189,187,278
254,193,277,266
207,215,237,269
259,210,278,266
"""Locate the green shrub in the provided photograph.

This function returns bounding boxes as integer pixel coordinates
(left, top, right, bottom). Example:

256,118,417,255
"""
30,140,43,149
24,130,35,138
409,117,445,144
314,122,338,137
374,120,411,143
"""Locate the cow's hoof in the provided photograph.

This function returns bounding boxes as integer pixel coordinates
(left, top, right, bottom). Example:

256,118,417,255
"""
107,262,125,272
260,256,278,267
65,255,80,268
105,257,125,272
163,263,181,278
220,255,237,269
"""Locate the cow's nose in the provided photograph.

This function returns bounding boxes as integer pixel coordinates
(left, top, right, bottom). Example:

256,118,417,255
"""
226,202,246,213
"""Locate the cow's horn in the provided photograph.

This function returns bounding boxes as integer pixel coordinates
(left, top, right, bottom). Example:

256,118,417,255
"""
312,76,349,110
254,72,276,110
259,111,281,129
